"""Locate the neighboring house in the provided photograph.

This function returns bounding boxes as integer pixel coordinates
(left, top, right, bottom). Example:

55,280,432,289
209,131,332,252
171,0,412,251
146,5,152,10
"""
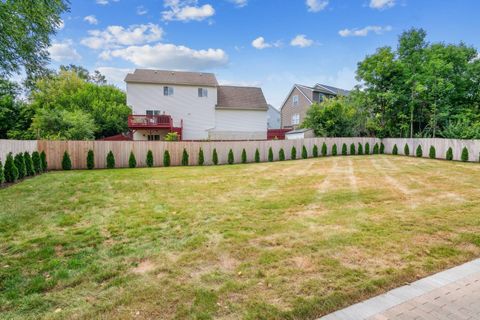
125,69,268,141
280,83,349,129
267,105,281,129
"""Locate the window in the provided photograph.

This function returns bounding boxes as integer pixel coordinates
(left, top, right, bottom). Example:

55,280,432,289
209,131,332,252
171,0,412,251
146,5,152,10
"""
148,135,160,141
292,95,299,107
146,110,161,115
198,88,208,97
163,86,174,96
292,114,300,125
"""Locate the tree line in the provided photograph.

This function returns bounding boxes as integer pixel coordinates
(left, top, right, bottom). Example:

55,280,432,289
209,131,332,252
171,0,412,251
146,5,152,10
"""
303,29,480,139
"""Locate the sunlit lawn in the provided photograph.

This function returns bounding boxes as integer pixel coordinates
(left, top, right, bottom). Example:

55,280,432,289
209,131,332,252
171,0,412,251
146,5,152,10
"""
1,155,480,319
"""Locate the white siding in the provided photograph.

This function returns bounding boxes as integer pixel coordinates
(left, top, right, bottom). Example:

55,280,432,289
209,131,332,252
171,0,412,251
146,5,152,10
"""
127,83,217,140
211,110,267,140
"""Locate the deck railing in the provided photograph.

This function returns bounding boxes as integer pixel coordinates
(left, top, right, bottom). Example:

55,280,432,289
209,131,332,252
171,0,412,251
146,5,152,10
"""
128,115,173,128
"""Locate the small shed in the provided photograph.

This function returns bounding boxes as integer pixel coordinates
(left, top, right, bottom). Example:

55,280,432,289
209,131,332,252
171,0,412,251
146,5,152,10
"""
285,128,315,140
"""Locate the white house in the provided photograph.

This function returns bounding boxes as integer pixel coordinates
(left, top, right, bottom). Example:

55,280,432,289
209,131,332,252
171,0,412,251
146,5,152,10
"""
125,69,268,141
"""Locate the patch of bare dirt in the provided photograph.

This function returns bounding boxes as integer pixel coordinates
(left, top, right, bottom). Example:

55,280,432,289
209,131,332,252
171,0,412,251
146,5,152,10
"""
132,260,156,274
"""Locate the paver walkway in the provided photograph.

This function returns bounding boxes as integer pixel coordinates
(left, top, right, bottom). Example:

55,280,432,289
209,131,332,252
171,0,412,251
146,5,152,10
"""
320,259,480,320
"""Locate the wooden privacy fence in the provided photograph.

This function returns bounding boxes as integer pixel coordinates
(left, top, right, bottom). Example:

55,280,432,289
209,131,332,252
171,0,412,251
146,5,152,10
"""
1,138,479,170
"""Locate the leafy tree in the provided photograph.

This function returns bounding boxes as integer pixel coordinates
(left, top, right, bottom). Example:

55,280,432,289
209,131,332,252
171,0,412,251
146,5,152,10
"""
416,145,423,157
62,151,72,170
404,144,410,156
129,151,137,168
4,153,18,183
446,147,453,161
255,149,260,163
32,151,42,173
0,161,4,184
40,151,47,171
392,144,398,155
373,143,379,154
291,146,297,160
163,150,170,167
14,153,26,179
365,143,370,155
350,143,356,155
0,79,35,139
165,132,178,141
302,146,308,159
182,149,189,166
358,143,363,155
429,146,436,159
380,143,385,154
198,148,204,166
212,148,218,165
107,151,115,169
227,149,234,165
0,0,68,82
312,145,318,157
321,143,327,156
268,147,274,162
241,149,247,164
342,143,348,156
332,144,338,156
24,152,34,176
146,150,154,167
461,147,469,162
87,150,94,170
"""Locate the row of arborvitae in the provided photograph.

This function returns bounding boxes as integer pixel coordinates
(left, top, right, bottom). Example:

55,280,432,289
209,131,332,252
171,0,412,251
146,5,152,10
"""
390,144,471,162
0,151,47,185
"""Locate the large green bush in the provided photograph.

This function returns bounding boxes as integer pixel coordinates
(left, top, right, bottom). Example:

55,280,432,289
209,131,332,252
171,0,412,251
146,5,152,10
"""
392,144,398,155
461,147,469,162
198,148,204,166
212,148,218,165
342,143,347,156
40,151,48,171
446,147,453,160
321,143,327,156
279,148,285,161
380,143,385,154
404,144,410,156
106,151,115,169
373,143,379,154
291,146,297,160
350,143,355,155
429,146,436,159
241,149,247,164
302,146,308,159
182,149,189,166
4,153,18,183
357,143,363,155
32,151,42,173
312,145,318,158
163,150,171,167
87,150,95,169
332,144,337,156
62,151,72,170
416,145,423,158
228,149,234,165
129,151,137,168
24,152,34,176
268,147,274,162
14,153,26,179
255,149,260,163
146,150,154,167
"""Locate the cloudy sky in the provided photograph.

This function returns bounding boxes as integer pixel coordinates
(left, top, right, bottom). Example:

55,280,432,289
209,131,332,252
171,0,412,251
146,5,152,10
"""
50,0,480,108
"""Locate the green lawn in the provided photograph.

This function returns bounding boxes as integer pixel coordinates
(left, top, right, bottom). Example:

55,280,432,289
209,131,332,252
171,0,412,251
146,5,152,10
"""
1,155,480,319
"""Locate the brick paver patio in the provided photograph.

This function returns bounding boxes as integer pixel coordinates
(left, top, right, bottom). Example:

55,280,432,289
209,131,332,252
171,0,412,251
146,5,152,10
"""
320,259,480,320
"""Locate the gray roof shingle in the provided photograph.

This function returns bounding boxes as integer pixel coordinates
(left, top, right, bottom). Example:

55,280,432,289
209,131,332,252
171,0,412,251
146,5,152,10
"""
125,69,219,87
216,86,268,111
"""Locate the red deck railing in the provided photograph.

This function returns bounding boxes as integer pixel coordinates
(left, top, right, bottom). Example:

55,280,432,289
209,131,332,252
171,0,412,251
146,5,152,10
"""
128,115,173,129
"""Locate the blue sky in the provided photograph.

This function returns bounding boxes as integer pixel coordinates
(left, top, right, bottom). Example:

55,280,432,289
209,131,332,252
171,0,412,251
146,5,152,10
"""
49,0,480,108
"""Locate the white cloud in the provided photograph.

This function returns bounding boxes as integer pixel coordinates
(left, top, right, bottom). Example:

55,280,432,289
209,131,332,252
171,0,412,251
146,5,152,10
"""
230,0,247,7
106,43,228,70
290,34,313,48
369,0,395,9
136,5,148,15
96,0,119,5
251,37,281,50
81,23,163,49
306,0,328,12
84,15,99,25
48,40,81,62
339,25,392,37
162,0,215,22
